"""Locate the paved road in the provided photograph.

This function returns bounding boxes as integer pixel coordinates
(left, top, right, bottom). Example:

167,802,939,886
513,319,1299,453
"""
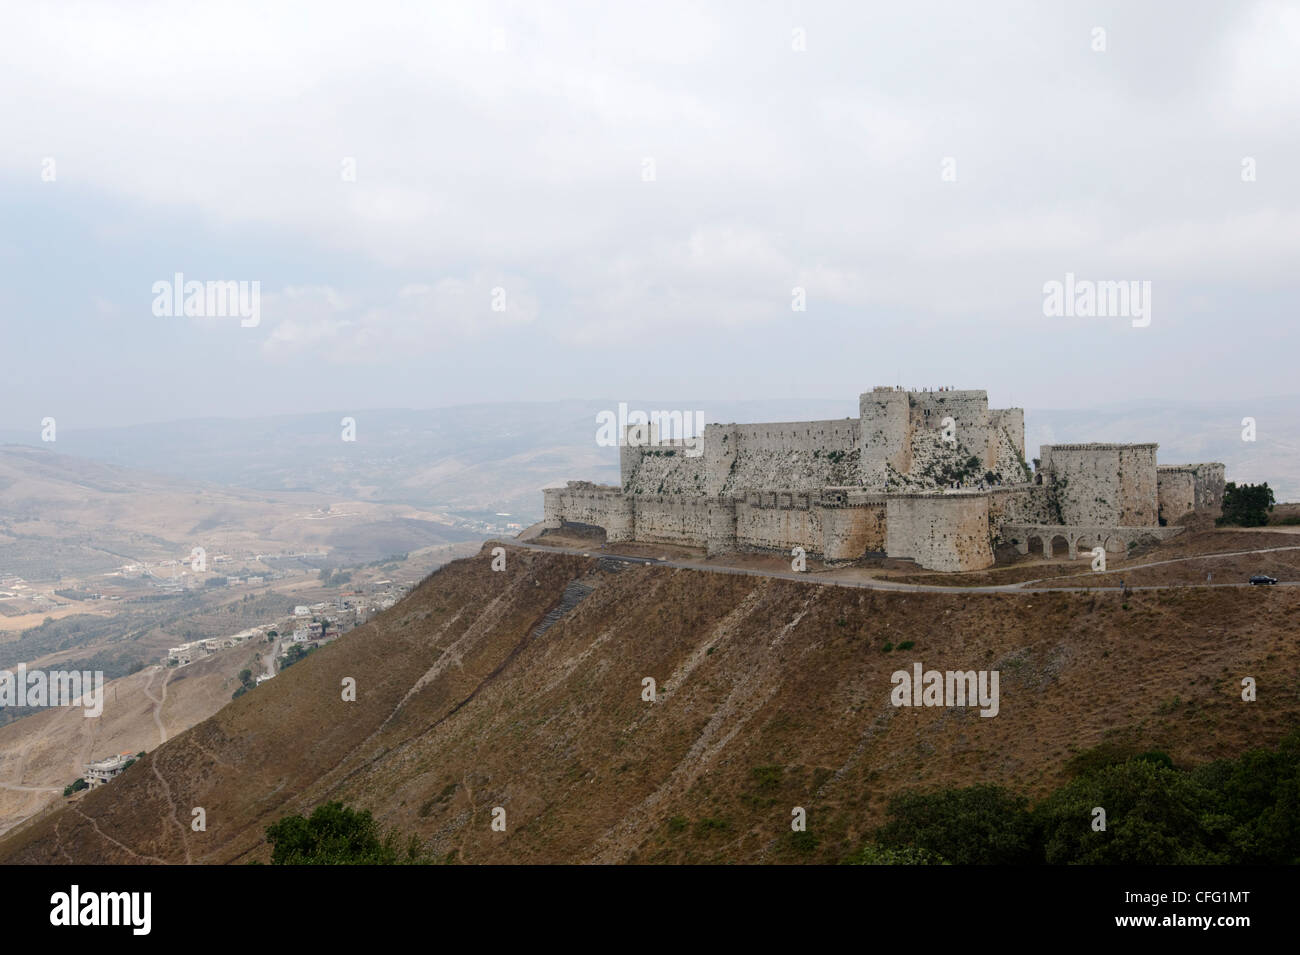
508,539,1300,595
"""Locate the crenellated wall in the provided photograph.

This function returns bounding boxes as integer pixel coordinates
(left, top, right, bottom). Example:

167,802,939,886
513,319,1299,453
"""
735,491,823,552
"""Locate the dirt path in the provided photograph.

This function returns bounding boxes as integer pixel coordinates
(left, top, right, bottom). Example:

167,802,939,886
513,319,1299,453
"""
72,805,168,864
514,539,1300,594
152,761,192,864
1021,543,1300,588
140,666,172,746
0,782,61,793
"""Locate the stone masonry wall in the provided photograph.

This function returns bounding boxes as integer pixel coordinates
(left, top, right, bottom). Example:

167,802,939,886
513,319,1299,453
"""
1157,463,1226,523
885,493,994,572
859,389,911,485
631,497,712,546
622,446,707,497
1156,468,1196,524
990,408,1026,459
544,391,1219,572
987,484,1053,529
1040,444,1159,527
543,482,635,539
735,492,823,552
625,389,1027,501
719,420,859,496
819,501,887,558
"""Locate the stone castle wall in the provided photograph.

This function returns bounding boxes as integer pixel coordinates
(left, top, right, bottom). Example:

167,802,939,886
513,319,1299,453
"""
859,388,1026,486
717,420,860,494
543,482,635,540
820,498,888,559
632,496,712,545
1157,463,1226,523
885,493,993,572
1040,443,1159,526
987,484,1053,529
859,389,911,484
735,491,823,552
990,408,1026,459
541,391,1220,573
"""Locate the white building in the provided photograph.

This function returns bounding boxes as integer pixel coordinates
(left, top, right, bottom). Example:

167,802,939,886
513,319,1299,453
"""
84,753,134,789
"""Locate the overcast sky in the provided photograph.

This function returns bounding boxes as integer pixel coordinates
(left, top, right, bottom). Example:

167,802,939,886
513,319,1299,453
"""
1,0,1297,430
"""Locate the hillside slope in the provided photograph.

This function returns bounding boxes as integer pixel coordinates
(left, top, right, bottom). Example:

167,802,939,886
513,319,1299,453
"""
2,543,1296,864
0,643,262,836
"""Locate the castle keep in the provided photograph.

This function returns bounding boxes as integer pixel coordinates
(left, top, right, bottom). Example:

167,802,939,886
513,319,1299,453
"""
542,388,1225,572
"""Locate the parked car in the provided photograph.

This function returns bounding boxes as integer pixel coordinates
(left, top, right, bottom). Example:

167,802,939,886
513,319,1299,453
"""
1249,574,1278,585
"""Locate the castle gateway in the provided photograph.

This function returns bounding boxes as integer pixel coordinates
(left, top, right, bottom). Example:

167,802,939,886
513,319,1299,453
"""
542,388,1225,572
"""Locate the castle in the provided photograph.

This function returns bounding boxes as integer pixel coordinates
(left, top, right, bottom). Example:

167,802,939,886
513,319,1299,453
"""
542,388,1225,572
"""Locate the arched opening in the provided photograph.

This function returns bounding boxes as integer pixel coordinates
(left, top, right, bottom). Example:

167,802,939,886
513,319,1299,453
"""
1048,534,1070,558
1027,535,1045,557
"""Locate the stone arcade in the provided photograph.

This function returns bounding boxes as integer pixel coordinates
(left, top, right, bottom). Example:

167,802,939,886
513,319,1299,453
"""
542,388,1225,572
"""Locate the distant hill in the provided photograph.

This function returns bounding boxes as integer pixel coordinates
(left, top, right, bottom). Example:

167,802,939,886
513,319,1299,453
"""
0,444,479,579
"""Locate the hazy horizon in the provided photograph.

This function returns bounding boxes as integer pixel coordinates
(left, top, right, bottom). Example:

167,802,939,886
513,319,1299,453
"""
4,388,1300,435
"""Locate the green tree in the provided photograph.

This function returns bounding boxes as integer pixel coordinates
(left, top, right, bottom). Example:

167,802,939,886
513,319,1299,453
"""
876,784,1038,865
1193,732,1300,864
1218,481,1275,527
265,802,427,865
280,643,316,669
1035,759,1225,864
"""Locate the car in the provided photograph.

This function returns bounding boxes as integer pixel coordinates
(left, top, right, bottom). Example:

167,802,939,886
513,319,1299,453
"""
1249,574,1278,585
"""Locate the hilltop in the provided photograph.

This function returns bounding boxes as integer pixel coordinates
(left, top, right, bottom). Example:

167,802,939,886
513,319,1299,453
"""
2,540,1296,864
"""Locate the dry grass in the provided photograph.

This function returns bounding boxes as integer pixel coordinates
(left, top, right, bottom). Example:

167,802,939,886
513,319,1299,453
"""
4,542,1295,865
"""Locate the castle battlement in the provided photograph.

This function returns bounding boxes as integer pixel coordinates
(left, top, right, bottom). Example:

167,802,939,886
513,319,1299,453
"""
1043,442,1159,451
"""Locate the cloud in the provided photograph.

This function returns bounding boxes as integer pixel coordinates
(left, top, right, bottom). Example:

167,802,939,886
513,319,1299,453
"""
3,0,1300,421
261,275,537,362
